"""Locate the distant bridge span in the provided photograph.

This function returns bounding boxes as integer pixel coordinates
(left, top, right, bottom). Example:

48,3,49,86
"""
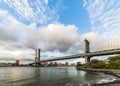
31,48,120,64
29,39,120,66
40,48,120,62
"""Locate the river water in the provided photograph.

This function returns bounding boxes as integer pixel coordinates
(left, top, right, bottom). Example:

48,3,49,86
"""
0,67,118,86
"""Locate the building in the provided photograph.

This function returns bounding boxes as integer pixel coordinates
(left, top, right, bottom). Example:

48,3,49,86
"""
0,63,13,67
65,62,69,66
16,60,19,66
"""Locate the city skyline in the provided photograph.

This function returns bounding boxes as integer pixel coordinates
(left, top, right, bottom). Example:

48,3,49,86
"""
0,0,120,63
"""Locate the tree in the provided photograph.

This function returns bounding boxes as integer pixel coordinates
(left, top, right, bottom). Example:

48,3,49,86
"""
90,59,106,69
107,55,120,69
53,62,58,66
76,62,82,67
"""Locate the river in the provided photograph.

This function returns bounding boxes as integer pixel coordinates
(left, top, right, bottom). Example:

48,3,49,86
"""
0,67,118,86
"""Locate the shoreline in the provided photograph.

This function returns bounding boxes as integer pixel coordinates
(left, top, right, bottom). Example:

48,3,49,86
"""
76,67,120,86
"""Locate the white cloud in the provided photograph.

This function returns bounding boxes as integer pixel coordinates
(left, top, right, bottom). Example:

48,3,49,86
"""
23,23,80,52
81,32,99,41
82,0,120,52
1,0,59,25
83,0,120,39
0,9,80,62
1,0,120,63
44,0,48,4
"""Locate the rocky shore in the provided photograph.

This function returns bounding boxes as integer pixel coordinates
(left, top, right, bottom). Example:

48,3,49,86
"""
76,67,120,86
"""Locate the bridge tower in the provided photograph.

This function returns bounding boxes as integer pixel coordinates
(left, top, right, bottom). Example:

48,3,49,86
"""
35,49,40,66
84,39,91,63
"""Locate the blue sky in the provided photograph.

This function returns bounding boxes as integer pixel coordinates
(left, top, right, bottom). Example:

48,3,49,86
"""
59,0,91,34
0,0,91,33
0,0,120,63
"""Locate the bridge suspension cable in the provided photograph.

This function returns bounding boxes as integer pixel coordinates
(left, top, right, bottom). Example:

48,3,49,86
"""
89,39,120,52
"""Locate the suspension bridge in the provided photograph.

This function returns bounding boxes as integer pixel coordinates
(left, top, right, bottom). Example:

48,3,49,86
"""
29,39,120,66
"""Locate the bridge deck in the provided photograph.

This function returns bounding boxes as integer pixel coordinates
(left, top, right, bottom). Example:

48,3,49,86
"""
29,48,120,64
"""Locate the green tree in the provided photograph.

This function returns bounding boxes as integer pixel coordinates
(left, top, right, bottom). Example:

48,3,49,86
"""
90,59,106,69
107,55,120,69
76,62,82,67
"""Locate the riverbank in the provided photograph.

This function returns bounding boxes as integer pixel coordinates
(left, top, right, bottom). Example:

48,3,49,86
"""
76,67,120,86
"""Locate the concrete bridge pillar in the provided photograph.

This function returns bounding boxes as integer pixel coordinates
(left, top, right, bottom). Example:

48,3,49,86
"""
84,39,91,63
35,49,40,66
85,56,91,63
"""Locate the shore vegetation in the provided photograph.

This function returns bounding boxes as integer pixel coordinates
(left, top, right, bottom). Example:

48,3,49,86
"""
77,55,120,69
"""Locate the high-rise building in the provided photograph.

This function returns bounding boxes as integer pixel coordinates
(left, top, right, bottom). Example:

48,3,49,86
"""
16,60,19,66
65,62,69,66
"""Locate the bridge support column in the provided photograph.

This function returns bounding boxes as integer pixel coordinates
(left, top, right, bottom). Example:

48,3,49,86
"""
35,49,40,67
85,56,91,63
84,39,90,63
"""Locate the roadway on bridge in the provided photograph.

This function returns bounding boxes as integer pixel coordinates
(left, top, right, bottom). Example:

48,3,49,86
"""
30,48,120,64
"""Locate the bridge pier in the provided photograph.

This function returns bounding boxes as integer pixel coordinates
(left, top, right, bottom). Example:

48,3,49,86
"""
84,39,91,63
85,56,91,63
35,49,40,67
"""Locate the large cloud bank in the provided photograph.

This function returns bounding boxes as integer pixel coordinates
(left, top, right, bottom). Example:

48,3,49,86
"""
0,0,120,63
0,9,80,61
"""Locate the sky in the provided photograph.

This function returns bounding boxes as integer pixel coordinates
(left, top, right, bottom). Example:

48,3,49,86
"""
0,0,120,64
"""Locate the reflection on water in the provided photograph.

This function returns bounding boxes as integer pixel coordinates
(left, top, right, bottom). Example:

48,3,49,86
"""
0,67,118,86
